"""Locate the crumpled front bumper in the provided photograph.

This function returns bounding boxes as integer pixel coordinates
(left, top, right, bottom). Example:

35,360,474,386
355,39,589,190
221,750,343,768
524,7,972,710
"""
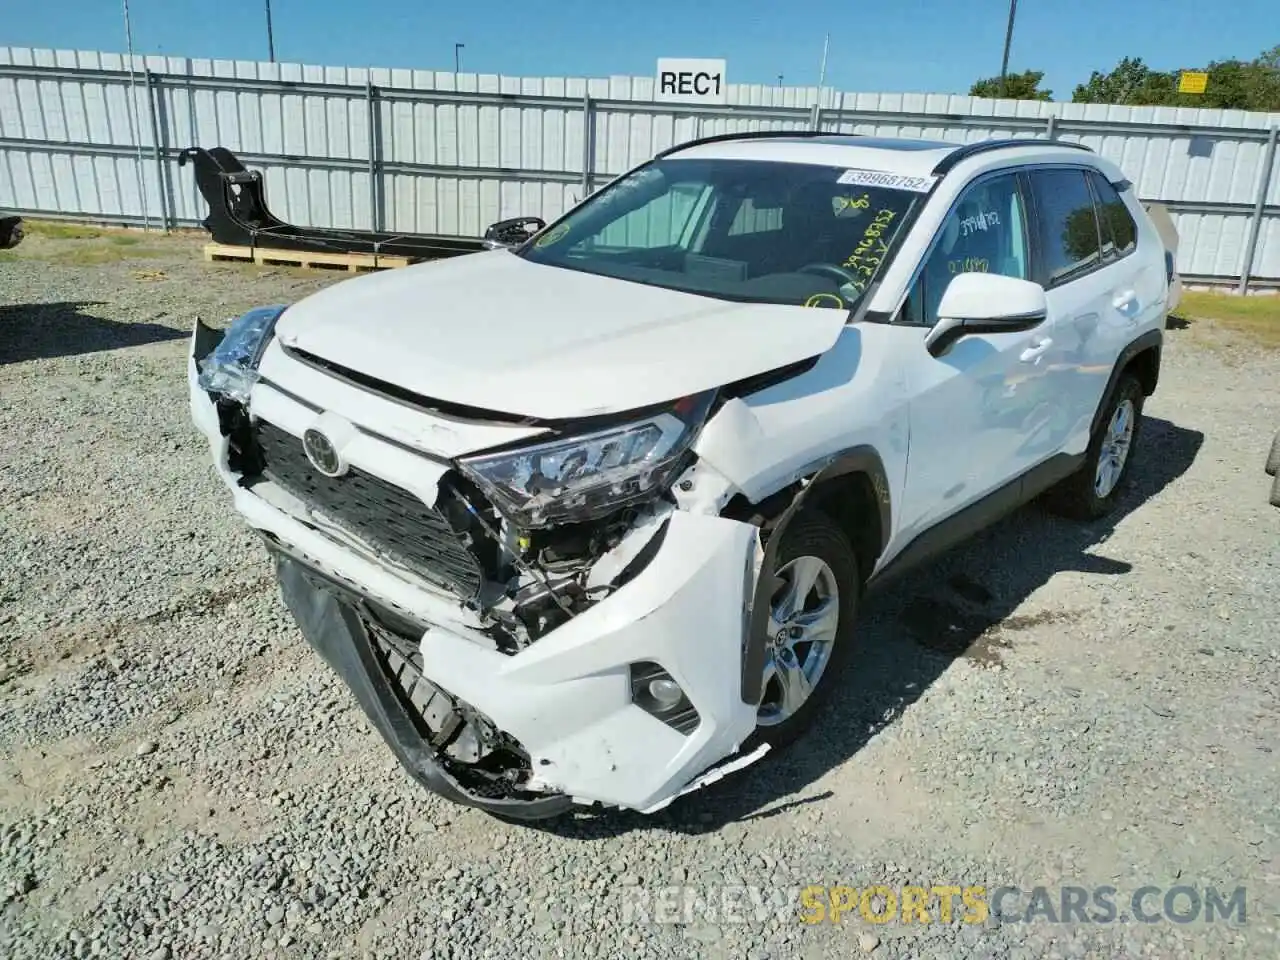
270,546,573,820
188,323,764,817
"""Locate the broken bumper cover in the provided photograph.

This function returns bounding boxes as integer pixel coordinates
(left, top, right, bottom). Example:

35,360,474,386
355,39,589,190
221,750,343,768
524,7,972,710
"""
272,549,572,819
188,326,764,817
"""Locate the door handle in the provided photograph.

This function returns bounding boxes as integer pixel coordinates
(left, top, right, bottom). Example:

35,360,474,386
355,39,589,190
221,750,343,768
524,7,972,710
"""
1113,290,1138,311
1019,338,1053,363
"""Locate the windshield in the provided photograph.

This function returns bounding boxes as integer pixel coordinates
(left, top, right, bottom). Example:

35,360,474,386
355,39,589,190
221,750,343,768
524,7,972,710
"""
517,158,923,309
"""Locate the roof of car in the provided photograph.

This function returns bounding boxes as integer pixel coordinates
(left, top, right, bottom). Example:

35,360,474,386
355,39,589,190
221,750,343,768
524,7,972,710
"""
661,132,1095,180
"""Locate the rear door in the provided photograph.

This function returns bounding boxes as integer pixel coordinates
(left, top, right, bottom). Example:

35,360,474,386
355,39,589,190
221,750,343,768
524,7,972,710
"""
1024,166,1149,455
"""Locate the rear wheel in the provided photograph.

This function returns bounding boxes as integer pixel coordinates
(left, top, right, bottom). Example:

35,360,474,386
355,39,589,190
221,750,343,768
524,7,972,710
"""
1043,373,1145,521
1271,472,1280,509
748,512,860,750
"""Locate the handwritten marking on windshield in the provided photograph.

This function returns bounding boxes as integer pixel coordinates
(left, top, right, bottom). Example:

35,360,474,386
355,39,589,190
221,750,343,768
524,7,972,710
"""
841,209,898,283
805,292,846,309
832,193,871,216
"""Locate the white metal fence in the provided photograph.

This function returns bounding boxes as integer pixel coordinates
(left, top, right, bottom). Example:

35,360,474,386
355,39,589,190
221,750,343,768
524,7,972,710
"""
2,46,1278,290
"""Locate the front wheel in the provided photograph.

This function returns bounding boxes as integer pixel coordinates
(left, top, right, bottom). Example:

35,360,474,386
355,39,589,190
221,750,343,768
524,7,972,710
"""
1266,430,1280,477
747,512,860,750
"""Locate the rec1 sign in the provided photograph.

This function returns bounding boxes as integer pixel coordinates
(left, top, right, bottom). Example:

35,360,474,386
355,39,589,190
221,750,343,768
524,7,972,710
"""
655,58,728,105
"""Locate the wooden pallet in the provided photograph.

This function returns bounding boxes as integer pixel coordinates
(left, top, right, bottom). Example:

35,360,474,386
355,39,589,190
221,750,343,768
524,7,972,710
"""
204,242,414,272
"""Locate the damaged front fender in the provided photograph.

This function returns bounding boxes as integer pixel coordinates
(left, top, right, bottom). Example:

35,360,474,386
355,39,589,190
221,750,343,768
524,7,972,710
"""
414,510,762,812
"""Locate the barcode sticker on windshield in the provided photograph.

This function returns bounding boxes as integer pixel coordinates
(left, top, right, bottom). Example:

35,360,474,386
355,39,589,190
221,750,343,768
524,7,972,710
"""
836,169,938,193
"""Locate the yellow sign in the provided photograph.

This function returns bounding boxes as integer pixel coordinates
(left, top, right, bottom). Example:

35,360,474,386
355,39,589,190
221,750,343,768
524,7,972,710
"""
1178,71,1208,95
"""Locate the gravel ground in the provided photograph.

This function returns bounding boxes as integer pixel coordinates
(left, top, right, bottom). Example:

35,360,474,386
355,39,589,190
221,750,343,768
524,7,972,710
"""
2,231,1279,959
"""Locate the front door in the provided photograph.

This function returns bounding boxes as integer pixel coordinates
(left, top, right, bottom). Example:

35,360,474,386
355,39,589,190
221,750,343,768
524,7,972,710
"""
895,169,1058,542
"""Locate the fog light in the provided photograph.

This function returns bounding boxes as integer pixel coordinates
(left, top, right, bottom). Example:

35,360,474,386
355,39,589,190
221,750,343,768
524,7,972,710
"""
648,677,683,708
629,661,700,735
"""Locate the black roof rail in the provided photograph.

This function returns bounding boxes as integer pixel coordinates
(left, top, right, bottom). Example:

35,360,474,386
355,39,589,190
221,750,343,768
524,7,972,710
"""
655,128,839,159
930,136,1093,175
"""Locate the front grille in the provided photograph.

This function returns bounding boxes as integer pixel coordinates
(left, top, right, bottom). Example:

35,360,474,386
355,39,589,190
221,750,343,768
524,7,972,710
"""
251,420,484,599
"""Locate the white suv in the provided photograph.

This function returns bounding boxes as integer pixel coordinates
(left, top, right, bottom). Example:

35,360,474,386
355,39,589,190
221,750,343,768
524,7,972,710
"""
188,132,1171,821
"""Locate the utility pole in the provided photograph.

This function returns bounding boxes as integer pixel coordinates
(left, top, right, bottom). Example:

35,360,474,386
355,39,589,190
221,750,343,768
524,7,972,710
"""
998,0,1018,98
120,0,151,232
455,43,465,73
265,0,276,62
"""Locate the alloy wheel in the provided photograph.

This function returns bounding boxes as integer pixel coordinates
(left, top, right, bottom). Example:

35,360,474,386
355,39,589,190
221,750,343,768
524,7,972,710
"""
757,555,841,726
1094,398,1135,498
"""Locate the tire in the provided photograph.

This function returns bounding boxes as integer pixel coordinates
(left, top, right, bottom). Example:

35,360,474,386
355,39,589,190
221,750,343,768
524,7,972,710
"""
745,511,860,751
1266,430,1280,478
1271,471,1280,509
1043,372,1145,521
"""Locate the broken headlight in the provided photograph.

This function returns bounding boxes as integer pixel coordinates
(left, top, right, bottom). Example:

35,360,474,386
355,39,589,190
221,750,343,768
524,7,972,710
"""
197,304,287,402
456,392,715,529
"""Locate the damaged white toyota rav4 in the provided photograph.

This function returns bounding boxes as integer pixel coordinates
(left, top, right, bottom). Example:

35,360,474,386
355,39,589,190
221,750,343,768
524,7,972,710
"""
189,132,1172,820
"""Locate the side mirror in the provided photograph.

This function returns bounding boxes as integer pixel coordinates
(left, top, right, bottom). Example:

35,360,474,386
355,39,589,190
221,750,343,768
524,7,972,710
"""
482,216,547,250
924,272,1048,357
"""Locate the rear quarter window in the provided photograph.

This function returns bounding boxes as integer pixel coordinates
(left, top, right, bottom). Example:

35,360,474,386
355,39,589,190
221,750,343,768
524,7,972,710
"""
1088,171,1138,260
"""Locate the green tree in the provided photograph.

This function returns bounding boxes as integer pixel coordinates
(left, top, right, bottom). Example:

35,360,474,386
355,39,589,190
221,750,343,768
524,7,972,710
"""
969,70,1053,101
1072,47,1280,110
1238,44,1280,109
1071,56,1176,105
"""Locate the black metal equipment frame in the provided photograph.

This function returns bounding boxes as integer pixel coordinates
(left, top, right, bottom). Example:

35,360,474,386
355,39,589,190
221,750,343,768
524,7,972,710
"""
177,146,486,260
0,215,22,250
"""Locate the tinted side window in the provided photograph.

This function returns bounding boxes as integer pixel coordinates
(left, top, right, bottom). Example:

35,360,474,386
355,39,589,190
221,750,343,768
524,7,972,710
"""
1089,171,1137,259
904,172,1030,326
1029,169,1102,285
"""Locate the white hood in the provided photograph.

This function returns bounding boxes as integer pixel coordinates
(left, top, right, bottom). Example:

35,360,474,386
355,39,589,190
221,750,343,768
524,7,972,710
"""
273,250,846,420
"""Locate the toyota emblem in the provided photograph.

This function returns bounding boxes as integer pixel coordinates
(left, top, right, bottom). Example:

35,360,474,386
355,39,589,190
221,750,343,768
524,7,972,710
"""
302,427,345,477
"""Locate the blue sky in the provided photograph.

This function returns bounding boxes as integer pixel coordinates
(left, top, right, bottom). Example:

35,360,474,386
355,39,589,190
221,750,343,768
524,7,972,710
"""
6,0,1276,99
